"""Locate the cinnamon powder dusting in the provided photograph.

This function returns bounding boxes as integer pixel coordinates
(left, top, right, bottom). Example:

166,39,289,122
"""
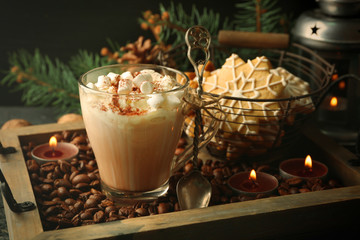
108,103,146,116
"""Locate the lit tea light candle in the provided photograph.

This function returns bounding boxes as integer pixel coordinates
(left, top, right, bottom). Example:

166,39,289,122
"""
31,136,79,165
325,96,347,111
318,95,347,123
227,169,278,196
279,155,328,180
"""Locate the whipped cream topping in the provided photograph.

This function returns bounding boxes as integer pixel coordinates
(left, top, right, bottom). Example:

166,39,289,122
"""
84,69,185,115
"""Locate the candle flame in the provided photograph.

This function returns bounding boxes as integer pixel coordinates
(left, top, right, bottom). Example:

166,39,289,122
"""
49,136,58,148
304,155,312,169
330,97,338,107
249,169,257,181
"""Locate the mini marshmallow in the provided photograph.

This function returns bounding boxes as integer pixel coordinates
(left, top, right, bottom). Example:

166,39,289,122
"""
120,71,134,80
86,82,97,89
95,75,111,89
107,72,120,84
147,94,165,109
149,72,164,82
140,81,154,94
108,86,117,94
166,94,181,107
133,73,152,87
157,75,174,90
117,79,133,94
140,69,155,74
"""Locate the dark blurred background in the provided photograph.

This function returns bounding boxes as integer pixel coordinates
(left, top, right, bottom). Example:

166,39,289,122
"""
0,0,317,106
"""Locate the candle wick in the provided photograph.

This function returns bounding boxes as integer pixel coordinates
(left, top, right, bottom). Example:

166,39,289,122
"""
249,178,259,189
51,147,55,157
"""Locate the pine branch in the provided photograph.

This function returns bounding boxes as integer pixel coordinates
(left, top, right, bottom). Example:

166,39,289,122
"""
233,0,287,33
68,50,109,77
1,49,103,115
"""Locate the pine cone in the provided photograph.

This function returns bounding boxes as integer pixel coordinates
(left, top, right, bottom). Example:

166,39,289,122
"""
118,36,160,64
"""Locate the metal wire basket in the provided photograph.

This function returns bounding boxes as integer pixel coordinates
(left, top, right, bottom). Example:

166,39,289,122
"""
181,42,334,163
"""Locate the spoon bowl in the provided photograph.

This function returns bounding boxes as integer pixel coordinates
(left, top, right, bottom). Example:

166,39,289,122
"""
176,169,212,210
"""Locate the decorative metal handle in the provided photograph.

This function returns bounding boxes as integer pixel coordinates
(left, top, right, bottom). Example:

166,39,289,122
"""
0,143,36,213
185,26,212,168
0,169,36,213
0,142,16,155
185,25,211,95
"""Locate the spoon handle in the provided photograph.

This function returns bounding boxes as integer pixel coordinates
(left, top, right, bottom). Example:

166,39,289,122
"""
185,26,211,168
185,26,211,95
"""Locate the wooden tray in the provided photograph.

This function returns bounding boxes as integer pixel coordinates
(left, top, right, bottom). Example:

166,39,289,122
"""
1,121,360,240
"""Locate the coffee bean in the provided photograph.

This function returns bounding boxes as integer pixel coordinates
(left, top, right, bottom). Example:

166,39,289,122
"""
27,160,40,173
46,216,60,223
93,210,105,223
41,162,56,172
57,187,70,199
80,211,92,220
58,160,71,173
135,207,149,216
42,200,58,206
84,198,98,209
44,205,61,216
106,216,120,222
286,178,304,187
183,163,193,174
54,179,72,189
49,190,59,199
30,173,40,183
69,171,79,182
69,189,82,198
105,206,117,215
64,198,76,205
157,202,170,214
58,218,73,228
278,188,289,196
100,199,114,208
41,184,53,194
87,172,98,181
175,148,185,156
299,188,310,193
75,183,90,192
90,180,100,189
73,201,84,213
71,136,87,145
213,168,223,180
78,145,90,152
53,166,63,178
71,174,91,185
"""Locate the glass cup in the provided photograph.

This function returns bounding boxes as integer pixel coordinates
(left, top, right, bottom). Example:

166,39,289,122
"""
79,64,221,204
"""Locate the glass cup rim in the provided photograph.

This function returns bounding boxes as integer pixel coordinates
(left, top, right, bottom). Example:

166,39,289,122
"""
78,63,190,96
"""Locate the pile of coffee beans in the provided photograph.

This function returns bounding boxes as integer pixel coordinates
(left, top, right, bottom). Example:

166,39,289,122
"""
22,130,342,231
